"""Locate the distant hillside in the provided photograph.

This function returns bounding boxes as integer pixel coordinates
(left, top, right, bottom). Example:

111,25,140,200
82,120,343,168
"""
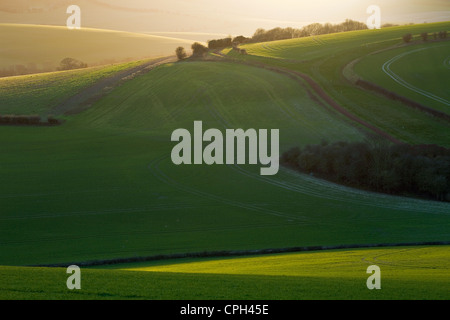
0,23,192,75
0,0,70,13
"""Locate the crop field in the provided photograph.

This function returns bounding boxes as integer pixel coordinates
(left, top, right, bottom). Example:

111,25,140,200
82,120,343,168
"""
240,23,448,61
231,22,450,147
0,23,449,300
354,41,450,114
0,24,192,70
1,60,449,268
0,58,158,115
0,246,448,299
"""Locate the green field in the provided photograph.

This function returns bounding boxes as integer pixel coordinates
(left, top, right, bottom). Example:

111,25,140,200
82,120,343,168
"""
0,23,449,300
0,59,156,115
230,22,450,147
354,41,450,114
1,60,449,268
1,246,448,299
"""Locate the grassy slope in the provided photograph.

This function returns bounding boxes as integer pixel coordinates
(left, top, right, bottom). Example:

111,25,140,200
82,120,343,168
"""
1,61,449,267
1,246,448,299
232,22,450,147
0,59,155,115
0,24,191,69
354,41,450,114
1,25,449,300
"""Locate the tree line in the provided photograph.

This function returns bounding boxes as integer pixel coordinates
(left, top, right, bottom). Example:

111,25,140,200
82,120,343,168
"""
403,30,448,43
0,114,61,126
281,140,450,202
0,57,88,78
176,19,383,60
251,19,369,43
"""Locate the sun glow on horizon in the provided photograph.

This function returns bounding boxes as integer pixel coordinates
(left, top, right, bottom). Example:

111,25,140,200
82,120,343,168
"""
0,0,448,37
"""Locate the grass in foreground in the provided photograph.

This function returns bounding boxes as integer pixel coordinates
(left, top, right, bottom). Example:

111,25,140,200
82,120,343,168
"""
0,246,448,299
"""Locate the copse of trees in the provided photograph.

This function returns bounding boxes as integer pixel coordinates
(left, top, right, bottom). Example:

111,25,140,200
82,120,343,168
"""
208,37,232,50
191,42,209,57
206,36,250,51
57,57,88,71
201,19,369,50
232,36,250,45
281,141,450,202
250,19,368,43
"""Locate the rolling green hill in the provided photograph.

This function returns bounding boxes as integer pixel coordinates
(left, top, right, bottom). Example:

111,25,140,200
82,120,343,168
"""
354,41,450,114
229,22,450,147
1,61,449,268
0,23,449,300
0,58,158,115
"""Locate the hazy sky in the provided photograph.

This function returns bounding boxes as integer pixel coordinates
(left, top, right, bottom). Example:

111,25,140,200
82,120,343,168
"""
1,0,449,39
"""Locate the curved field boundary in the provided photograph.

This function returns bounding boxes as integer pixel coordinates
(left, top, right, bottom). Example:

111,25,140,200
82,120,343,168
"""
32,241,450,268
216,53,401,144
445,55,450,70
344,45,450,121
356,79,450,121
382,46,450,107
287,70,401,144
51,56,176,116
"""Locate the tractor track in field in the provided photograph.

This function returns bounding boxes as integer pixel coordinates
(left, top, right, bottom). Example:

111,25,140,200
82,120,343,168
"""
50,56,177,116
147,154,308,223
214,52,402,144
344,42,450,121
381,46,450,107
200,90,450,215
13,51,447,268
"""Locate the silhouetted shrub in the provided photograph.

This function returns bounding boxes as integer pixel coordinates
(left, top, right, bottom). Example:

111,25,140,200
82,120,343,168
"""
175,47,187,60
47,116,60,125
420,32,428,41
381,23,399,28
402,33,413,43
191,42,209,57
57,58,88,71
